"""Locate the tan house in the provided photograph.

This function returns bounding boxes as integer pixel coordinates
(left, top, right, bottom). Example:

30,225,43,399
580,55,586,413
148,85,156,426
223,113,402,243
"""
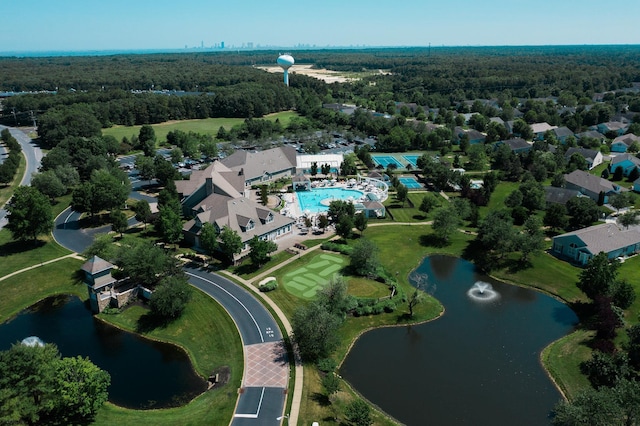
177,160,294,260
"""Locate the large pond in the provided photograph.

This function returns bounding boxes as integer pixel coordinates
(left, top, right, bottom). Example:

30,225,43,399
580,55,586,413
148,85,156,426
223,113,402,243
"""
0,295,207,409
340,255,578,426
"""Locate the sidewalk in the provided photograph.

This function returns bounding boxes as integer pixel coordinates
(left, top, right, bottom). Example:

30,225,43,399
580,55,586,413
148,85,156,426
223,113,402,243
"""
0,253,84,283
220,237,335,426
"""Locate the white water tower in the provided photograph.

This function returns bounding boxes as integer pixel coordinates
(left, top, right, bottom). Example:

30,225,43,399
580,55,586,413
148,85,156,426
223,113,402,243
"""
277,54,294,86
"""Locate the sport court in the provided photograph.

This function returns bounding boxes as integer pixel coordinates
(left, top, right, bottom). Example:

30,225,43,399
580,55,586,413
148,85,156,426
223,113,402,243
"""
282,253,345,299
371,155,404,169
398,176,423,189
402,155,420,167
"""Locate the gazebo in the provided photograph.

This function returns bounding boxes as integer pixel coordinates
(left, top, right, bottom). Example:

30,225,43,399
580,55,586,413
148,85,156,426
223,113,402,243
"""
292,173,311,191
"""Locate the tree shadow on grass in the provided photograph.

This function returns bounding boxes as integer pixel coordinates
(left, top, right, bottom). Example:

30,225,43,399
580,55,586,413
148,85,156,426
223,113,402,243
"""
418,233,449,248
0,239,46,257
310,392,331,407
136,311,173,333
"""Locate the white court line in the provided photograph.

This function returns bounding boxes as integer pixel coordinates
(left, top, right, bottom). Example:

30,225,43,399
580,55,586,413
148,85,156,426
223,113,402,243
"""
185,272,264,342
233,387,265,418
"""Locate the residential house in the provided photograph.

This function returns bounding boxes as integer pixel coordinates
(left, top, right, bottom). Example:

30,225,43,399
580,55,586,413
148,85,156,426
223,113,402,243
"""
564,169,626,203
496,138,532,154
455,127,486,145
564,147,603,170
530,122,558,140
552,223,640,265
553,126,575,144
575,130,606,144
610,153,640,177
544,187,581,206
633,177,640,193
610,134,640,153
597,121,628,136
220,146,297,187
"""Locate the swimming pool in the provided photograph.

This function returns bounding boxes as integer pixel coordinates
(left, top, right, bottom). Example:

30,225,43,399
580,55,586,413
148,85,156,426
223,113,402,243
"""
297,188,364,214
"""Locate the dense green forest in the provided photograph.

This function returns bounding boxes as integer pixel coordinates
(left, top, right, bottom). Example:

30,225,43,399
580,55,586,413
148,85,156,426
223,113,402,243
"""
1,46,640,149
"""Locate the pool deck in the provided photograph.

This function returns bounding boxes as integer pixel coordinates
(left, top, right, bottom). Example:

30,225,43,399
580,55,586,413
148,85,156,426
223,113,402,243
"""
281,180,388,220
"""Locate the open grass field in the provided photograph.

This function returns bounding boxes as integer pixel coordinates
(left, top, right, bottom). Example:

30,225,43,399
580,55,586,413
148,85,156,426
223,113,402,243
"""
384,190,444,223
282,253,345,298
101,111,299,142
0,258,85,321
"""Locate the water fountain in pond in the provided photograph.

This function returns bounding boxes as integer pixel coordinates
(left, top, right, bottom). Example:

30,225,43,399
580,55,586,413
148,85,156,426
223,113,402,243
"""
467,281,500,302
21,336,45,347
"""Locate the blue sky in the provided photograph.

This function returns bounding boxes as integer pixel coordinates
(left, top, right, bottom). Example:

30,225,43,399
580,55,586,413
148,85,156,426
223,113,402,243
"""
2,0,640,53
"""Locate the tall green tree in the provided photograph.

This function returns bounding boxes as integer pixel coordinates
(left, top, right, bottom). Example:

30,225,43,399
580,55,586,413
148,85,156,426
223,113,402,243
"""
248,236,278,267
577,252,619,301
6,186,53,242
149,274,193,320
199,222,219,258
219,226,243,263
354,212,368,235
109,209,128,237
157,205,183,248
292,301,342,363
0,343,110,425
432,207,460,242
132,199,153,229
349,238,379,278
396,183,408,206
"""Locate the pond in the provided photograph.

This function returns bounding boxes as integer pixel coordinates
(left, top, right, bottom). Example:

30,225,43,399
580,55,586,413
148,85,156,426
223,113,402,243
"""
340,255,578,426
0,295,207,409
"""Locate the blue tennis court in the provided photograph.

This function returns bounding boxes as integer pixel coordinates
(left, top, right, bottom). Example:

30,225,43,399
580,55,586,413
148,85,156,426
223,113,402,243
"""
398,176,423,189
403,155,420,167
372,155,404,168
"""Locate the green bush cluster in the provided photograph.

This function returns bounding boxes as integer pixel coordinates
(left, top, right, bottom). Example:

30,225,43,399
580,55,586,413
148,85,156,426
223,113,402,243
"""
353,298,396,317
259,280,278,292
321,241,353,255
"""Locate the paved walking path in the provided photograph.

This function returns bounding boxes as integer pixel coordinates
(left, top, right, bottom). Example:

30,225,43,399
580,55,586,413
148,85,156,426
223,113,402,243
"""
219,237,336,426
0,253,83,283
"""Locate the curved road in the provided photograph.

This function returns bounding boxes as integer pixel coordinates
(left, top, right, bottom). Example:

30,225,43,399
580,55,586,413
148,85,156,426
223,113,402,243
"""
0,125,43,229
52,173,290,425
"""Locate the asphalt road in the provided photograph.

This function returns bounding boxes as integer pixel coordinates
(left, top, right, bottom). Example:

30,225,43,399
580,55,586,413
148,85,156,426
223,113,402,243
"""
50,151,289,425
0,125,43,229
185,268,286,426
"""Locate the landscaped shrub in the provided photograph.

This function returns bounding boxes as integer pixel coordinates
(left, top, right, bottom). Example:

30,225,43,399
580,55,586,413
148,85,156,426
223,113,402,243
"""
321,241,353,255
383,299,396,313
259,280,278,292
317,357,337,373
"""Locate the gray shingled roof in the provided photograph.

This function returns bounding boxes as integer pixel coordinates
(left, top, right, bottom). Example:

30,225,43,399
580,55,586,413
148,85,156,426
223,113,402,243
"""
556,223,640,255
221,146,296,181
185,195,294,244
81,256,114,275
544,187,580,205
611,153,640,167
564,170,623,195
565,147,598,162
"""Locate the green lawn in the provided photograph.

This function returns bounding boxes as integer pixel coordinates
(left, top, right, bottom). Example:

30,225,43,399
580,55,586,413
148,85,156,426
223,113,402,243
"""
383,190,444,223
0,152,25,208
102,111,299,142
282,253,345,299
0,243,243,426
0,258,85,321
0,230,71,278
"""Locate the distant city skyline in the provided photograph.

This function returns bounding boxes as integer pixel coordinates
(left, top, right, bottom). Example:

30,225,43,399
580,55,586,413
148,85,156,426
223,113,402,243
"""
2,0,640,54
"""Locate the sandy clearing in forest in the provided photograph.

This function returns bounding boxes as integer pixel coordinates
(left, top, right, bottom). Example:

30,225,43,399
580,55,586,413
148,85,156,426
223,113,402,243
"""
255,64,358,83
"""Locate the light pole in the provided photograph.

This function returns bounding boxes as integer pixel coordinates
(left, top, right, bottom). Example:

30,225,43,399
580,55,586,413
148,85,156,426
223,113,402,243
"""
276,414,289,425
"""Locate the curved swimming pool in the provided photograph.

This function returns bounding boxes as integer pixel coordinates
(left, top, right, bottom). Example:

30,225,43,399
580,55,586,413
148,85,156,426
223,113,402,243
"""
296,188,364,214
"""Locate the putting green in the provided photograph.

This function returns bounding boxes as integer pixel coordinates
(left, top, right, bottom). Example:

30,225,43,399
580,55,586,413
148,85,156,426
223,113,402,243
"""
283,253,345,299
